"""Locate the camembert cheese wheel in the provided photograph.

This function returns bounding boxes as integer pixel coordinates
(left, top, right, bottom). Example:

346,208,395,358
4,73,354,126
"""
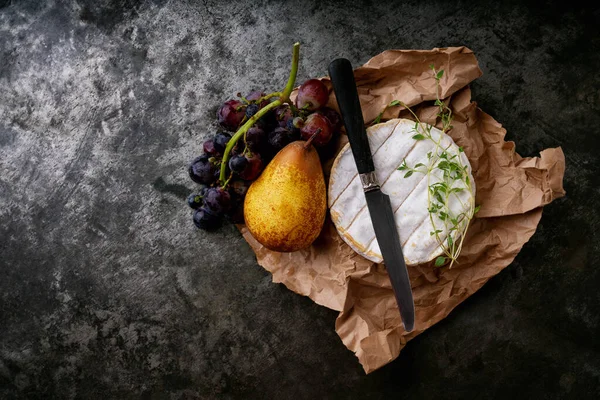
328,118,475,265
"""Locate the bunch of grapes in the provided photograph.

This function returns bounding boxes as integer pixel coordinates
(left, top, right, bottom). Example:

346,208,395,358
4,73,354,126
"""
187,79,341,231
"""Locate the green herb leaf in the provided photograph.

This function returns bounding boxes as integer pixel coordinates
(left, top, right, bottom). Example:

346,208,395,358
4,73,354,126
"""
434,256,446,267
435,192,444,204
436,69,444,79
412,134,425,140
404,171,413,178
429,63,435,70
434,99,443,106
447,235,453,248
474,205,481,214
427,151,432,159
414,163,425,168
458,146,464,152
438,161,449,171
373,112,383,125
389,100,401,107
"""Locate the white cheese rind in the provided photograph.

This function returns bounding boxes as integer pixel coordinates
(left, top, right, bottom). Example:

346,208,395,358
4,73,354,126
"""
328,119,475,265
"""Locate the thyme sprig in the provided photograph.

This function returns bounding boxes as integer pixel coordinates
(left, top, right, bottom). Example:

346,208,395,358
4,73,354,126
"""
376,65,479,268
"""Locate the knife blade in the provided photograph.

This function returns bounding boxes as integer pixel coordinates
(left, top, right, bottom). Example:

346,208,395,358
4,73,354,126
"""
328,58,415,332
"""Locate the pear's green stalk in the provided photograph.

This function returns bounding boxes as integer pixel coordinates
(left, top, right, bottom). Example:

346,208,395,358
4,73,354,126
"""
219,42,300,184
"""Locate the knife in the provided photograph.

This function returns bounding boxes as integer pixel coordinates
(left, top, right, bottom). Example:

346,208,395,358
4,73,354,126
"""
328,58,415,332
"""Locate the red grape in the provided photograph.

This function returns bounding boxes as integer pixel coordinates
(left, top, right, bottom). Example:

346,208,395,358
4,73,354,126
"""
292,117,304,129
239,153,263,180
300,112,333,146
246,91,268,108
203,139,218,155
217,100,246,131
321,107,341,132
296,79,329,111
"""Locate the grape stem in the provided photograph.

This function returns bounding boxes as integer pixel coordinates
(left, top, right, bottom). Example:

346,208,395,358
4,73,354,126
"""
258,92,282,103
219,42,300,184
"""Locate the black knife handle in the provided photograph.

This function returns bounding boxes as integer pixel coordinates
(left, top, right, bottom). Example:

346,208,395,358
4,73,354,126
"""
328,58,375,174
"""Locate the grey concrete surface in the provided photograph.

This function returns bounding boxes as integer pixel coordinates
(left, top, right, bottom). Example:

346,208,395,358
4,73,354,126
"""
1,0,599,398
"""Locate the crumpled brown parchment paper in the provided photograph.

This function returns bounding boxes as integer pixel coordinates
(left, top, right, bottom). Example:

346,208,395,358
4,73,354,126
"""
238,47,566,373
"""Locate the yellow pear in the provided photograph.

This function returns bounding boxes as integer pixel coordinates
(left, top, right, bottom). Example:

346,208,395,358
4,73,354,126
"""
244,140,327,252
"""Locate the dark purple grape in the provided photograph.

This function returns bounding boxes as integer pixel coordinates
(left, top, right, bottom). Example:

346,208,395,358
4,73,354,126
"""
296,79,329,111
203,139,218,155
246,104,260,118
321,107,341,132
300,112,333,146
254,113,274,131
204,187,232,213
217,99,246,131
229,154,248,173
189,155,216,185
229,179,251,198
226,180,250,224
227,206,245,224
213,132,231,154
275,105,293,128
230,139,243,156
268,127,294,152
285,118,302,140
245,126,266,152
187,193,204,209
193,207,221,230
239,153,263,180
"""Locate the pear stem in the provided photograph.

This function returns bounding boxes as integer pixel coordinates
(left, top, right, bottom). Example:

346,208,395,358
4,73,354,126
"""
303,128,321,150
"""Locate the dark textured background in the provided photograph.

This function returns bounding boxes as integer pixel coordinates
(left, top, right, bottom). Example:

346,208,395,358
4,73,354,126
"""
1,0,599,399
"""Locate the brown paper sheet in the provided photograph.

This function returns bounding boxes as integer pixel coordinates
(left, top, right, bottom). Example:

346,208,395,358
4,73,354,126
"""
238,47,566,373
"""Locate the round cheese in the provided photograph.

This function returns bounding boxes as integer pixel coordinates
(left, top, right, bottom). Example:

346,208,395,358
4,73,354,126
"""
328,118,476,265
